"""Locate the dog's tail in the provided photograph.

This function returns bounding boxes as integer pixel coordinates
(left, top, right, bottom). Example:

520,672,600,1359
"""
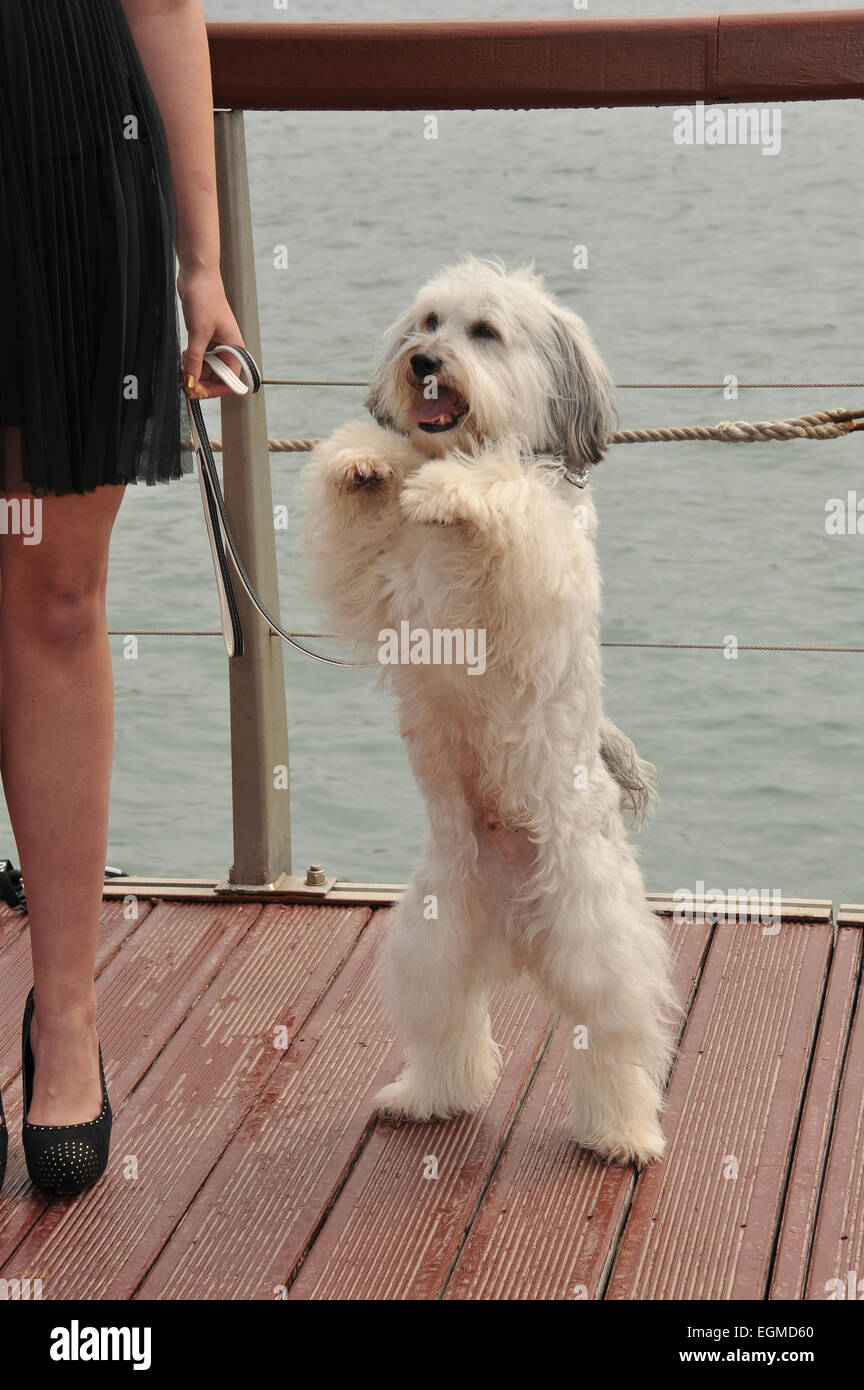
599,716,658,829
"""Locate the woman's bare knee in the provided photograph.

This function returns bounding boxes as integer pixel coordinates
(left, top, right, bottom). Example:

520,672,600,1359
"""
0,481,124,646
3,576,108,649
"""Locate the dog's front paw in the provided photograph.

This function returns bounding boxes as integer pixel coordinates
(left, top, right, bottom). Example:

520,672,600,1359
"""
400,461,492,529
328,448,395,494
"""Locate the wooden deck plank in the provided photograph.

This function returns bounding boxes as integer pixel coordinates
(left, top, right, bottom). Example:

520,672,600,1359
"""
0,900,261,1267
287,992,553,1301
769,925,862,1299
0,899,152,1092
0,903,370,1300
135,907,398,1300
605,918,832,1300
441,916,710,1300
0,903,27,955
804,921,864,1301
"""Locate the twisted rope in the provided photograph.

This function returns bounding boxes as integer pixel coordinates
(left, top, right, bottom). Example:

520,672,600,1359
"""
182,407,864,454
612,407,863,444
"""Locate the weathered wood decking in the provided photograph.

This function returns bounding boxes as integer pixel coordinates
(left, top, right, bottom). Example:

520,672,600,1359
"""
0,891,860,1300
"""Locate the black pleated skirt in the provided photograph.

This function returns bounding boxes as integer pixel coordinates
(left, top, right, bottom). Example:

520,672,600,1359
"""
0,0,195,496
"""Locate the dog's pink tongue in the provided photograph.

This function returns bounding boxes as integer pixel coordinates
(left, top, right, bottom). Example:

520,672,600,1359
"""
407,385,458,421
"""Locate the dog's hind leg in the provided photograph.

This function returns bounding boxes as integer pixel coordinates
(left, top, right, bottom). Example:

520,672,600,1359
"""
374,866,501,1121
526,840,678,1167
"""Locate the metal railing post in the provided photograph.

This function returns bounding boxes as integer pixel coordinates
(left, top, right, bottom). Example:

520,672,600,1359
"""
213,108,292,886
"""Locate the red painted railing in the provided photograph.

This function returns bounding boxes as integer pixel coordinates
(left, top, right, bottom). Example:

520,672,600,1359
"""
206,11,864,111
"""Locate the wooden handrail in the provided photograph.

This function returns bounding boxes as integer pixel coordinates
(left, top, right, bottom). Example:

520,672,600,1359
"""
207,11,864,111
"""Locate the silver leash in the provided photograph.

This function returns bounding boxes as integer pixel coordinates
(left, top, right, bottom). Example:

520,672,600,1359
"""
186,343,363,666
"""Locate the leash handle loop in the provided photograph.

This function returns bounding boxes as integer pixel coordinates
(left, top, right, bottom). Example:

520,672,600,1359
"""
201,343,261,395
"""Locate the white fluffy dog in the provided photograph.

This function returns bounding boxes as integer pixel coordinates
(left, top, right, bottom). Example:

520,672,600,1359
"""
302,257,678,1165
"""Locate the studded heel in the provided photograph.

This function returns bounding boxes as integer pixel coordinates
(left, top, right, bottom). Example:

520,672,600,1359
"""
21,987,112,1196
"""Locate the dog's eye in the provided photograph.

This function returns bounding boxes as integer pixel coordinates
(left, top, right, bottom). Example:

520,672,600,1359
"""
422,313,439,331
469,321,499,342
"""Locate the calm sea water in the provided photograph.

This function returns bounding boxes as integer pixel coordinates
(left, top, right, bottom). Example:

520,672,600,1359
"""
3,0,861,907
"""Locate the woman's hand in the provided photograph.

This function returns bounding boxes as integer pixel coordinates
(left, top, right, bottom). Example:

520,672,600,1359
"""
178,265,246,399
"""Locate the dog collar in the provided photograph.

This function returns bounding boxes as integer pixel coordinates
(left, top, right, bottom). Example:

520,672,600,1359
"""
528,450,591,488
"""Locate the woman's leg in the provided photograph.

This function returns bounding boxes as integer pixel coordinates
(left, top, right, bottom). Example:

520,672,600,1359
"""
0,426,125,1124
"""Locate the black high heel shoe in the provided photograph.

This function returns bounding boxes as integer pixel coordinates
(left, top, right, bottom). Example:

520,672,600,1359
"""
21,987,112,1195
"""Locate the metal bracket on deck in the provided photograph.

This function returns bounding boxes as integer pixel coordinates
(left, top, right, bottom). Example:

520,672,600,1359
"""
213,871,338,899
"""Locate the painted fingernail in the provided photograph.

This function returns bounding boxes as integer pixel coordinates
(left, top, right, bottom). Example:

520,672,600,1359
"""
185,374,196,391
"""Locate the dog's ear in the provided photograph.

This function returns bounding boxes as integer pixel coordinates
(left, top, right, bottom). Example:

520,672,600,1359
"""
364,307,416,430
365,374,397,431
546,308,617,474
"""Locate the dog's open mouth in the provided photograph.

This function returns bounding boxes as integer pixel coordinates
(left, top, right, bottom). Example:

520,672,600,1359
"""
407,384,468,433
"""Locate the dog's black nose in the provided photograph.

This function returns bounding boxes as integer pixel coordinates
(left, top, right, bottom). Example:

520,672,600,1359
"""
410,353,442,379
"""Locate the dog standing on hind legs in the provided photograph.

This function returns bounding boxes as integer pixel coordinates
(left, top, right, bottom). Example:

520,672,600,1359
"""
302,256,679,1165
